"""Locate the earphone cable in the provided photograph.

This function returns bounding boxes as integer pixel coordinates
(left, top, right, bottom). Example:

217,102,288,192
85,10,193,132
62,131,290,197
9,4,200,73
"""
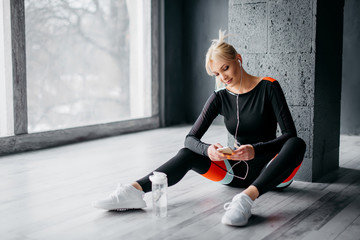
226,59,249,180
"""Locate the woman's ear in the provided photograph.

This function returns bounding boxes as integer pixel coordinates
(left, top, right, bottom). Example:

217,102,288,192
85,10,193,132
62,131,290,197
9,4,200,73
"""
236,54,243,65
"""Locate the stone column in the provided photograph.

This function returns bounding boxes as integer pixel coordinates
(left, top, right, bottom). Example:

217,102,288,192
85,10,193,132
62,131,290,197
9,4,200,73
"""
228,0,344,181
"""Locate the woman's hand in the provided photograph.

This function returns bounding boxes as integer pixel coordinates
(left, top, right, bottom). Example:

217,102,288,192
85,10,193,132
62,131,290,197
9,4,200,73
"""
231,144,255,161
207,143,228,161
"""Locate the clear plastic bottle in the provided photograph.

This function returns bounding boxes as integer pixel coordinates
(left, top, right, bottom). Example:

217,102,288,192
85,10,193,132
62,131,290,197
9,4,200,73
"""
149,171,168,218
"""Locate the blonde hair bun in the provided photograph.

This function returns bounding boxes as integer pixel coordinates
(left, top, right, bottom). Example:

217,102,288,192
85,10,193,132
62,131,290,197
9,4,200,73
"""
213,29,229,46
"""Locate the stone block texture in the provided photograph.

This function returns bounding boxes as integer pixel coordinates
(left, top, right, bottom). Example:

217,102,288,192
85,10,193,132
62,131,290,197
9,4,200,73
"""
229,2,267,53
229,0,317,181
268,0,313,53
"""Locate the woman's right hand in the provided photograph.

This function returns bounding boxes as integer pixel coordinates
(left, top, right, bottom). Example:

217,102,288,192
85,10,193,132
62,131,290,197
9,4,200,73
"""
207,143,228,161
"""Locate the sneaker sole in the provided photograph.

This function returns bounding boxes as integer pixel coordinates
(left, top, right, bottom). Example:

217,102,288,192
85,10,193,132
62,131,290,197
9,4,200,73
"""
221,216,249,227
93,201,146,211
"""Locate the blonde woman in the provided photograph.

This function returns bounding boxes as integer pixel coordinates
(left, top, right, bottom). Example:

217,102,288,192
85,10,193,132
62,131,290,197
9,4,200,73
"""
94,30,306,227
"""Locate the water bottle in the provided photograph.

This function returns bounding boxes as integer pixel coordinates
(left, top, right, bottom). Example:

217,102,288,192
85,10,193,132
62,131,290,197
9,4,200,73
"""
149,171,168,218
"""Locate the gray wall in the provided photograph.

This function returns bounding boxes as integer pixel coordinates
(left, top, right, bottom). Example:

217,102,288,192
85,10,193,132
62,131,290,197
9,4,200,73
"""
163,0,353,182
228,0,316,181
164,0,185,126
183,0,228,124
164,0,228,126
228,0,344,181
313,0,344,180
341,0,360,135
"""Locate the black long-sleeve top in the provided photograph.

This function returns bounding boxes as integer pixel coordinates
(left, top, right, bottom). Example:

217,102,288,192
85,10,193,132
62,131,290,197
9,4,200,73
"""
184,77,297,158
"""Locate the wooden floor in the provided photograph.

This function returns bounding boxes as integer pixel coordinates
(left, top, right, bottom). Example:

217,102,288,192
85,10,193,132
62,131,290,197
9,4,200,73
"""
1,124,360,240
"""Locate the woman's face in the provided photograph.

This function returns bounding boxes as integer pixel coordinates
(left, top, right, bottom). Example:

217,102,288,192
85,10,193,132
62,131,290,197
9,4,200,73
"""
209,56,241,87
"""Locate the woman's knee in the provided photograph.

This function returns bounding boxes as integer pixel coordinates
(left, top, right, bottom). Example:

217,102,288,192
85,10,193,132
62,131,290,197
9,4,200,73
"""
177,148,196,158
176,148,211,170
175,148,201,164
287,137,306,153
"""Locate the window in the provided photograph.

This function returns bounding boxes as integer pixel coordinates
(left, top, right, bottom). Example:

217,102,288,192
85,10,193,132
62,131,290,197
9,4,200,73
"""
0,0,160,155
25,0,152,132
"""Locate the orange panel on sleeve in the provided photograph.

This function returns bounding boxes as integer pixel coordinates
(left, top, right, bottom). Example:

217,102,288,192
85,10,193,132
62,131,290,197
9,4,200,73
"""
263,77,277,82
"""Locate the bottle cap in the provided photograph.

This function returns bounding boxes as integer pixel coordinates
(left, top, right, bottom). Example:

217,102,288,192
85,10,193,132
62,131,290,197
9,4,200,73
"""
149,171,167,184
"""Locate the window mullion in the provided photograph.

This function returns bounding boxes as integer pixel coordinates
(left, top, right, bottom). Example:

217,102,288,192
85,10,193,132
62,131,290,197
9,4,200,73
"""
10,0,28,135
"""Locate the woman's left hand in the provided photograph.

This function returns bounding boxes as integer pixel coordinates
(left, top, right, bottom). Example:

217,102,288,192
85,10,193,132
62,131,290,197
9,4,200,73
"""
230,144,255,161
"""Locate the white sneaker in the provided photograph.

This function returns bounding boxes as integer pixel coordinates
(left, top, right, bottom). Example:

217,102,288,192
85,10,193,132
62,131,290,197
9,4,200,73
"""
221,192,254,226
93,184,147,211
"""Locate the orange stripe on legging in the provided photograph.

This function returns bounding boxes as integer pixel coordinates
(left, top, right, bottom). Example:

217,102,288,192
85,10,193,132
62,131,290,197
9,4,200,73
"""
283,162,302,182
202,161,227,182
270,154,302,183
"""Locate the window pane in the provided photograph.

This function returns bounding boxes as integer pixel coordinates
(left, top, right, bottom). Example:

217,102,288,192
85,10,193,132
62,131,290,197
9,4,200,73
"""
25,0,152,133
0,0,14,137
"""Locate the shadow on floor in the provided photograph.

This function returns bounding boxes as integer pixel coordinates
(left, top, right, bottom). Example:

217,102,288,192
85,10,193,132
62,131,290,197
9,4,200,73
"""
315,167,360,184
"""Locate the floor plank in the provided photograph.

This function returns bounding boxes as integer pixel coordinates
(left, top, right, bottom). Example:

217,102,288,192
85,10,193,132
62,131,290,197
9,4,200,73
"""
302,196,360,240
335,215,360,240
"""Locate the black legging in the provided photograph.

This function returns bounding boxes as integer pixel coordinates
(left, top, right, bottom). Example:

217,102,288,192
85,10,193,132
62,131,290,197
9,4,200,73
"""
137,137,306,195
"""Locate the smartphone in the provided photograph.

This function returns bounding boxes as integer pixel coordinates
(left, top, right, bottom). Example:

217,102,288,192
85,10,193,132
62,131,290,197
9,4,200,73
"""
217,147,233,155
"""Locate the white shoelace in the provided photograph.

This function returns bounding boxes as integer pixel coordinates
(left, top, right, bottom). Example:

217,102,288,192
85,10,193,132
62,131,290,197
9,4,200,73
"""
223,199,246,211
109,184,127,202
223,194,251,212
